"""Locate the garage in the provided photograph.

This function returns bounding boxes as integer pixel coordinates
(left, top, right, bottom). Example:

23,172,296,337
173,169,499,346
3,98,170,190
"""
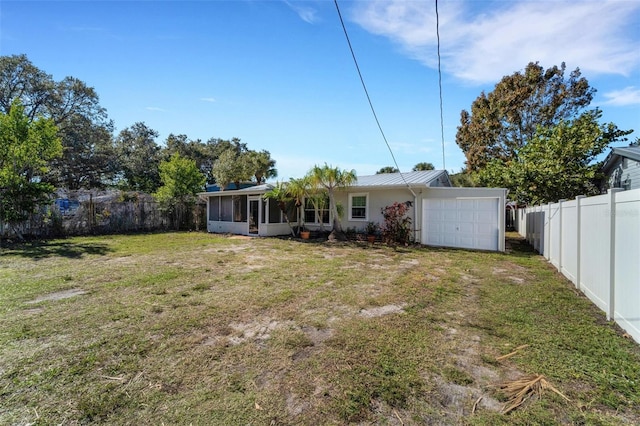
421,187,507,252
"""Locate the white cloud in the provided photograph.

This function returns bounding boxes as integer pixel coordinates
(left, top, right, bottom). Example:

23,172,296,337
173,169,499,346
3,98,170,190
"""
283,0,319,24
352,0,640,85
601,86,640,106
200,97,216,103
145,106,165,112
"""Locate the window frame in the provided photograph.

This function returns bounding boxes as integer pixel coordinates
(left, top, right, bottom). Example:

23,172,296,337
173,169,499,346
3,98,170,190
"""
349,193,369,221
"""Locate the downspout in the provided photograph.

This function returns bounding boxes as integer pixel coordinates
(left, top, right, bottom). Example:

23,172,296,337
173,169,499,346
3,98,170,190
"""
407,185,418,243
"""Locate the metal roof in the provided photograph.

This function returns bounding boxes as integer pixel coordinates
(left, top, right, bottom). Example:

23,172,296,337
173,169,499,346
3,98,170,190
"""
351,170,448,188
612,146,640,162
602,146,640,173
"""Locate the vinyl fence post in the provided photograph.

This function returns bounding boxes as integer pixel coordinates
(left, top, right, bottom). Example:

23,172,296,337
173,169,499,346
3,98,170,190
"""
607,188,623,321
558,199,566,272
575,195,586,291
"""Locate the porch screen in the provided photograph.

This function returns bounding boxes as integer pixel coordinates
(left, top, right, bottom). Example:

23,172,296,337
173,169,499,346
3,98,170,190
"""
268,199,281,223
209,197,220,221
233,195,247,222
220,196,233,222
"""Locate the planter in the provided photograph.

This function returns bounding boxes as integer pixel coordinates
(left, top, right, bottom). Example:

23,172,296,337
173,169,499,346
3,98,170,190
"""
367,235,376,243
300,231,311,240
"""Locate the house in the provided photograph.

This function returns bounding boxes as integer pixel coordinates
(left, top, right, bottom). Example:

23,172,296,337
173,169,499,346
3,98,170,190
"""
200,170,507,251
601,145,640,191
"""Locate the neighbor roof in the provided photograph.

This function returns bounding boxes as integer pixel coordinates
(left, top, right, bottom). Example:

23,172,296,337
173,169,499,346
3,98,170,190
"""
602,146,640,172
350,170,448,188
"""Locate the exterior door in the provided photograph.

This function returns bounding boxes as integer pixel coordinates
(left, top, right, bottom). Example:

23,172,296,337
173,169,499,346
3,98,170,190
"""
249,199,259,235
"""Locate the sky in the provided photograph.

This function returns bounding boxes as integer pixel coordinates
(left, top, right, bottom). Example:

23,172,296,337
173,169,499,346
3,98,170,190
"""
1,0,639,181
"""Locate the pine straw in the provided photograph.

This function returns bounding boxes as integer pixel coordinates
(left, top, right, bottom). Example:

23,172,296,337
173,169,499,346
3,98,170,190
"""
498,374,570,414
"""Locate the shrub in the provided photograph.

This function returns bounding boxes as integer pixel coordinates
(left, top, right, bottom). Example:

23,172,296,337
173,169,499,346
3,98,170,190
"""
381,202,412,245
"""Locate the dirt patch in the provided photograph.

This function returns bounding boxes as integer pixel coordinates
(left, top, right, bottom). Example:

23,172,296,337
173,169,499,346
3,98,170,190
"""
26,288,86,304
359,304,406,318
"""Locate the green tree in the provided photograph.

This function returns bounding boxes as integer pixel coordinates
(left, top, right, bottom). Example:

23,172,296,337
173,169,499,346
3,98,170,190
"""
246,149,277,183
479,110,631,204
1,55,114,189
456,62,595,172
154,153,206,229
376,166,399,174
263,181,296,237
47,114,117,189
308,164,357,239
412,162,434,171
0,100,61,238
115,122,161,192
210,148,252,190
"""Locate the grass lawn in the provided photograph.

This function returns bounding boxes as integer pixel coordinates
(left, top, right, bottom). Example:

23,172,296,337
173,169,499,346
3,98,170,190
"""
1,232,639,425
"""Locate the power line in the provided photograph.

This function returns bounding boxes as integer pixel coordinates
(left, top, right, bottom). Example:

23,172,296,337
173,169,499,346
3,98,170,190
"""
436,0,446,170
333,0,407,183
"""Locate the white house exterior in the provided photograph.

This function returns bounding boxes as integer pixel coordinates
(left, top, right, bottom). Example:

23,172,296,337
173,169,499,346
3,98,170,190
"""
200,170,507,251
602,146,640,191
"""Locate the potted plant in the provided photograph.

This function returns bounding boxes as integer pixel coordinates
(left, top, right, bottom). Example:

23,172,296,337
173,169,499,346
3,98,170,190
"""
365,221,379,243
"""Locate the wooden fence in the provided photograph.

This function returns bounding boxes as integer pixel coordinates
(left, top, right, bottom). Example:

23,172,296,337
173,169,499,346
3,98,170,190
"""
1,198,206,240
516,188,640,343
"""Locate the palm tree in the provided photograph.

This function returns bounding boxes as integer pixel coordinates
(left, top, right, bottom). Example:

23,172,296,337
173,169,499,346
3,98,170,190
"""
248,150,277,184
287,176,310,234
262,181,295,237
308,164,357,240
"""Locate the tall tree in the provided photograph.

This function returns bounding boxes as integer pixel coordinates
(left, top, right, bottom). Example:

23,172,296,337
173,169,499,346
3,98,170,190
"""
47,114,117,189
456,62,595,172
246,149,277,183
154,153,206,229
376,166,399,174
479,111,631,204
210,148,252,190
0,100,62,238
115,122,162,193
412,162,434,171
308,164,357,239
1,54,114,189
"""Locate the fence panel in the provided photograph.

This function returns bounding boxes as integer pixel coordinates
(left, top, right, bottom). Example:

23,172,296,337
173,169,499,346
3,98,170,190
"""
579,194,612,313
519,188,640,344
613,190,640,341
560,200,578,284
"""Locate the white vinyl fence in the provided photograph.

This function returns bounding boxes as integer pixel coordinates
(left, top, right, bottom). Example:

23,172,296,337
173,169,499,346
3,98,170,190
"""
516,188,640,343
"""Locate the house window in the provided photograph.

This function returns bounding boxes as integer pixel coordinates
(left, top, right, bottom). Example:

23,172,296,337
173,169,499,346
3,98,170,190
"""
220,196,233,222
349,193,368,221
304,196,330,225
233,195,247,222
209,197,220,221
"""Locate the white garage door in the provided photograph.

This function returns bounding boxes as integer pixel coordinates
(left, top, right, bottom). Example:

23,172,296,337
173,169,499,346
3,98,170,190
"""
422,198,500,251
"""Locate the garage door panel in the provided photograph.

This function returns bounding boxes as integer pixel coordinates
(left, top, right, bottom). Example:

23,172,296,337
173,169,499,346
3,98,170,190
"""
423,198,500,251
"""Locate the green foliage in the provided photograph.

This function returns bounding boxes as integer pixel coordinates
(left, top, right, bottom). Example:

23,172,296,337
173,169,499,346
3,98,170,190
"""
1,54,113,190
412,162,435,171
154,153,205,207
376,166,399,174
478,111,632,204
456,62,595,172
0,99,62,228
263,181,296,237
308,163,357,235
380,202,412,245
245,149,277,183
115,122,162,193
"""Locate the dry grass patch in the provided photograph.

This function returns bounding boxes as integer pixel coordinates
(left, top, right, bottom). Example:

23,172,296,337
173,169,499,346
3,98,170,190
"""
1,232,639,425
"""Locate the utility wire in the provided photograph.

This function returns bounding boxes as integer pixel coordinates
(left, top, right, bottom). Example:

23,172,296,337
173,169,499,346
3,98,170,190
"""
333,0,410,186
436,0,446,170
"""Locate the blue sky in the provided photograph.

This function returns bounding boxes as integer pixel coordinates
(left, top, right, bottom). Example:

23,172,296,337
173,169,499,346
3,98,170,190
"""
1,0,639,180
